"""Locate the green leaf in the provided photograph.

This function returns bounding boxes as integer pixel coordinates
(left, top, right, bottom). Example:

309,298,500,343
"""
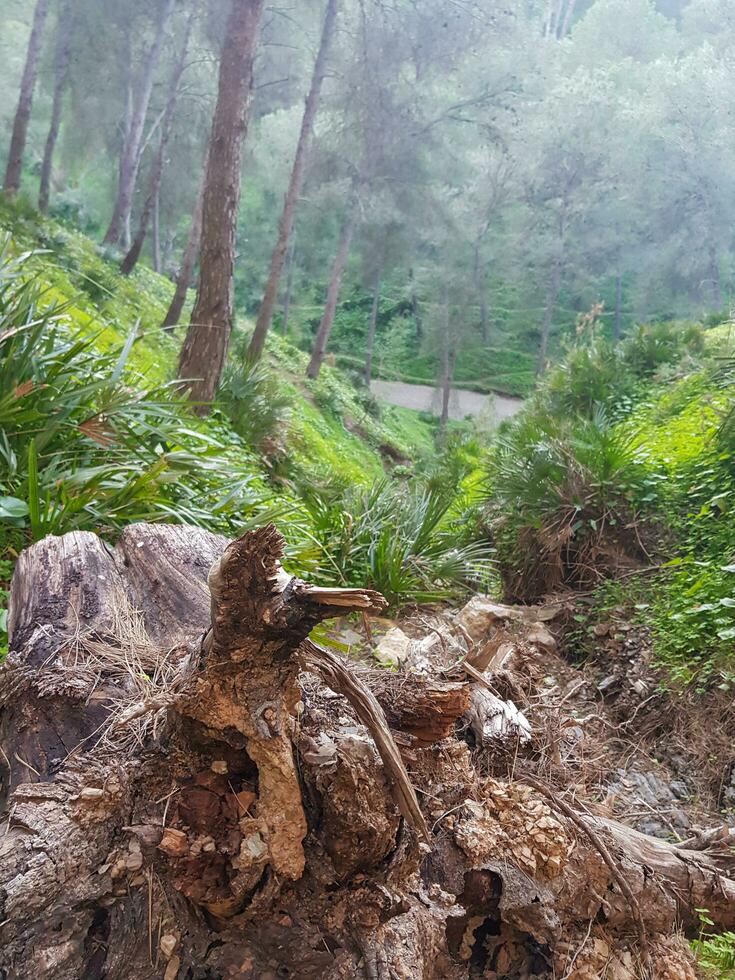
27,438,41,540
0,496,29,519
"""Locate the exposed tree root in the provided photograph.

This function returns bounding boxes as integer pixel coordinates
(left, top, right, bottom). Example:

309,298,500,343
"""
0,523,732,978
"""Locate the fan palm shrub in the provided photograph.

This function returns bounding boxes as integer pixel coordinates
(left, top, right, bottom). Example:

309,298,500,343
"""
299,476,493,608
486,408,658,601
0,239,289,545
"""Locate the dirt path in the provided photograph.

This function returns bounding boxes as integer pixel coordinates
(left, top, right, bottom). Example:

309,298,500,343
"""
371,378,523,422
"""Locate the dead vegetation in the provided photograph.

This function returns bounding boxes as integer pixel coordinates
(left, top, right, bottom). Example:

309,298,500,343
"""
0,523,733,979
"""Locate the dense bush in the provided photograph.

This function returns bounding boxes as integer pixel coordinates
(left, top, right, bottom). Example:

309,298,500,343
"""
218,347,292,457
501,316,735,688
486,407,662,601
0,241,291,547
299,476,493,608
621,320,705,378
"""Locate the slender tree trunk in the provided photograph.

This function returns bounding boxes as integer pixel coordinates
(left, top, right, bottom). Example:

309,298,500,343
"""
38,0,73,213
306,190,358,380
613,272,622,344
103,0,175,247
178,0,265,406
409,266,423,342
473,243,489,343
121,9,193,276
439,287,455,433
559,0,579,36
536,256,562,375
151,187,161,271
247,0,339,362
363,270,381,386
544,0,562,38
281,232,296,336
708,243,722,308
161,168,205,331
3,0,50,196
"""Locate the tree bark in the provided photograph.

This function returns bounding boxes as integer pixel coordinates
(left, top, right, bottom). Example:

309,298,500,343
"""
559,0,579,36
247,0,339,362
161,166,205,331
151,186,161,271
38,0,73,213
281,231,296,336
439,286,455,432
306,187,358,379
2,522,734,978
536,254,562,375
409,265,423,342
613,271,622,344
103,0,175,247
708,242,722,308
3,0,50,197
178,0,264,408
473,242,489,344
363,270,381,385
120,9,193,276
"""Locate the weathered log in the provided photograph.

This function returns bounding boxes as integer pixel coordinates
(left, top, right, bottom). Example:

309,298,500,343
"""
0,523,733,980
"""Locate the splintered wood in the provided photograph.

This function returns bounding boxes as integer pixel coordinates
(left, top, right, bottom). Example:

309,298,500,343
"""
1,523,734,979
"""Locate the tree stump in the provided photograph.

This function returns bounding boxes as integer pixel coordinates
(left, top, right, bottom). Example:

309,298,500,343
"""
1,522,733,979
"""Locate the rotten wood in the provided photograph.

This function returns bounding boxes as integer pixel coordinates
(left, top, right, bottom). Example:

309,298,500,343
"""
1,522,734,979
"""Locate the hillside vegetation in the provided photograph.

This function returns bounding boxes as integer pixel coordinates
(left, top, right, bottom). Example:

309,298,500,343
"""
0,202,495,653
487,311,735,691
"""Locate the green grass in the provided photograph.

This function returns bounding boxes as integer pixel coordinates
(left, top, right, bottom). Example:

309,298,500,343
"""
0,198,470,655
488,318,735,690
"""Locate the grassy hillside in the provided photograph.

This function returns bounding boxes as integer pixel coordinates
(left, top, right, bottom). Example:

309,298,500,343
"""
486,317,735,691
0,199,495,654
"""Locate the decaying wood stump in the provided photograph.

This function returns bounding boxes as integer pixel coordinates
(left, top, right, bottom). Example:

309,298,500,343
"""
1,523,733,979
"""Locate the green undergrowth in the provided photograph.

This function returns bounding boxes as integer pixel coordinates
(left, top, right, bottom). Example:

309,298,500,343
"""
487,318,735,691
0,198,481,655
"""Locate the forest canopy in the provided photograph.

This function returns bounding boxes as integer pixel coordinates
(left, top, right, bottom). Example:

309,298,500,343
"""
1,0,732,395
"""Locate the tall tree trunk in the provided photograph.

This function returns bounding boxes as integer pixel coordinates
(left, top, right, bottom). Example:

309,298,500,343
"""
3,0,50,197
281,232,296,336
363,270,381,386
708,243,722,308
247,0,339,362
103,0,175,247
305,190,358,380
38,0,73,213
536,255,562,375
161,168,205,331
544,0,562,38
613,272,622,344
559,0,579,36
473,243,489,344
178,0,265,406
151,186,161,272
409,266,423,342
121,9,193,276
439,287,455,433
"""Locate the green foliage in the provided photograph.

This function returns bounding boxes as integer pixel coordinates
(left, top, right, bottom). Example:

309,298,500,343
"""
299,476,493,608
0,241,290,549
541,338,636,419
486,407,661,600
0,213,472,625
692,910,735,977
517,316,735,690
218,348,291,457
621,321,705,379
